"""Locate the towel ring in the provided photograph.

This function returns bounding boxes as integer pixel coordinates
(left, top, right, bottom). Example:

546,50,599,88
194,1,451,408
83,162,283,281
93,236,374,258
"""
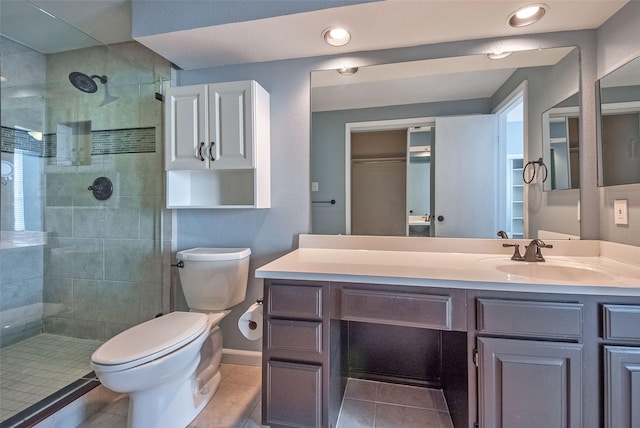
523,158,548,184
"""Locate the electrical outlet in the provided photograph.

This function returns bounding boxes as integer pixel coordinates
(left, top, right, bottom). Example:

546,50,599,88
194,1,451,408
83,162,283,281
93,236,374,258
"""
311,182,319,192
614,199,629,225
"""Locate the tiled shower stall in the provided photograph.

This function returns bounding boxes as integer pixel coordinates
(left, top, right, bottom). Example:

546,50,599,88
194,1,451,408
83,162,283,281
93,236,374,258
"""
0,25,172,423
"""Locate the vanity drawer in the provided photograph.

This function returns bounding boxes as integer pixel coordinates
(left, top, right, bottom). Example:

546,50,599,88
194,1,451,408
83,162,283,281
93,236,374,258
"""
603,304,640,342
267,319,323,356
477,298,583,340
341,288,452,330
267,283,323,320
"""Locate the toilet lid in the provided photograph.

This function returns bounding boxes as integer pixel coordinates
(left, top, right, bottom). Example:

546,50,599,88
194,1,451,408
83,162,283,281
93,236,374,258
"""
91,312,209,367
176,247,251,261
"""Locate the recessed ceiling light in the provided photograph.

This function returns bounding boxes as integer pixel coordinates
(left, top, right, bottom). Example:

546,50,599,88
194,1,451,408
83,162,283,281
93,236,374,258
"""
508,4,548,27
487,51,513,60
323,27,351,46
337,66,358,75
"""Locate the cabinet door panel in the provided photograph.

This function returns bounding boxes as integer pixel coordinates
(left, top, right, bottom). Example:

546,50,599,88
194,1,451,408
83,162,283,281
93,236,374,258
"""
165,85,207,170
604,346,640,428
209,81,254,169
478,337,582,428
265,360,322,428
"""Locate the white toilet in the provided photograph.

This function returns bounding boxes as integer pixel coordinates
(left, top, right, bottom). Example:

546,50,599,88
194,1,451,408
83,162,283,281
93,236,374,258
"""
90,247,251,428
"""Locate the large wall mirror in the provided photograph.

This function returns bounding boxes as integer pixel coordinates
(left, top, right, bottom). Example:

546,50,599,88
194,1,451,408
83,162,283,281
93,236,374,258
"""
311,46,580,239
597,55,640,187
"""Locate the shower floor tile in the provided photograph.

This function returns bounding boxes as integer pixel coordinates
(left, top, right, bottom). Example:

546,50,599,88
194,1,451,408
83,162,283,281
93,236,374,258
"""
0,333,103,422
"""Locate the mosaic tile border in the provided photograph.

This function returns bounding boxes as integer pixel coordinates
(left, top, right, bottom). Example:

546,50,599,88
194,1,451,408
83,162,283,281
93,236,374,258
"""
1,126,156,157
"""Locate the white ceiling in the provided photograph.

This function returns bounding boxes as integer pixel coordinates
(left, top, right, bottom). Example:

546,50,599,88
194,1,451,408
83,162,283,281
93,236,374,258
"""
2,0,628,69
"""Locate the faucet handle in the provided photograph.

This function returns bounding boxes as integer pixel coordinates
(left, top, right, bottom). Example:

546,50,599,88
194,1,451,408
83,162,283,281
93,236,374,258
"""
503,243,524,261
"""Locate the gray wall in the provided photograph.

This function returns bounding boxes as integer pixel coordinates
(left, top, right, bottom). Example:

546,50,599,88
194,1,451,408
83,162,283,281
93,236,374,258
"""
174,30,605,352
597,1,640,246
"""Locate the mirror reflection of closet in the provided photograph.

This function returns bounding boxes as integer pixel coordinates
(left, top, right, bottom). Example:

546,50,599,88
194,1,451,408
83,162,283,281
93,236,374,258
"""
350,129,407,236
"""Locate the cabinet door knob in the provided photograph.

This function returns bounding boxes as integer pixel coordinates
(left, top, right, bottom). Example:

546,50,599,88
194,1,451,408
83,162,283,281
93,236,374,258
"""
437,215,445,222
209,141,216,162
197,142,205,161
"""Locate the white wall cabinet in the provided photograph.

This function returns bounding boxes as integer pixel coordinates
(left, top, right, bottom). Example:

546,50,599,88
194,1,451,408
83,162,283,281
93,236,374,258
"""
165,80,270,208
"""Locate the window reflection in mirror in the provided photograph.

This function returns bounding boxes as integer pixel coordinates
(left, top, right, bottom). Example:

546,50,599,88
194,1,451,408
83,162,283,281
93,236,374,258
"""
597,55,640,187
542,93,580,191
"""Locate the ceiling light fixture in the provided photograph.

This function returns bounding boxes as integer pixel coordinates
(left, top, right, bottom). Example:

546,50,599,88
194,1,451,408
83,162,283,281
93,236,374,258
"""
337,66,358,75
508,4,548,27
323,27,351,46
487,51,513,60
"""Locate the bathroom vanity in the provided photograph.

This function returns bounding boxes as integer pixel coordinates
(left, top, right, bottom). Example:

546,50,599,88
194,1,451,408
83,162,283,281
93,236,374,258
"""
256,235,640,428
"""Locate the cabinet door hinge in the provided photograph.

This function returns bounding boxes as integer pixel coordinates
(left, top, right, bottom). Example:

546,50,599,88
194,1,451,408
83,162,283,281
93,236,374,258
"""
473,348,479,367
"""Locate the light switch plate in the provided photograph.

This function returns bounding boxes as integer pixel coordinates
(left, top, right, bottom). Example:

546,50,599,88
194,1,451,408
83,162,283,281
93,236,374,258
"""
311,182,319,192
614,199,628,225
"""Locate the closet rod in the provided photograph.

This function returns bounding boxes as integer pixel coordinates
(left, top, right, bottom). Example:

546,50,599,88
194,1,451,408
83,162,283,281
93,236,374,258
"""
351,157,406,164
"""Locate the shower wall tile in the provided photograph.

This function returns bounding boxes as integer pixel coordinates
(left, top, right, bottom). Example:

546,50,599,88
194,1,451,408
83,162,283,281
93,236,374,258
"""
0,278,43,312
73,319,106,340
0,247,44,284
45,196,73,207
45,238,103,280
138,281,163,322
109,152,162,197
43,317,76,337
103,239,161,284
73,280,139,325
44,206,73,237
140,196,161,240
72,196,140,239
43,277,73,319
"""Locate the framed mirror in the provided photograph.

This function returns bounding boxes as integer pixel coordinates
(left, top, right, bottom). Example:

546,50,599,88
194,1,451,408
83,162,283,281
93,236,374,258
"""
542,93,580,191
311,46,580,239
597,55,640,187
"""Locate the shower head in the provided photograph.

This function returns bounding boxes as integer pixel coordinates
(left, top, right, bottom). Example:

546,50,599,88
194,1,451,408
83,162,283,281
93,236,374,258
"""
69,72,108,94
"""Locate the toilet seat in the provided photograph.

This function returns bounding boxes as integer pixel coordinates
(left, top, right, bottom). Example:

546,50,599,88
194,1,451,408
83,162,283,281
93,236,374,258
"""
91,312,209,372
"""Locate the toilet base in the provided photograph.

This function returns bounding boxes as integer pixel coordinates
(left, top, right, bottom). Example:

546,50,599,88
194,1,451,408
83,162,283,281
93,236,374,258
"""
125,326,224,428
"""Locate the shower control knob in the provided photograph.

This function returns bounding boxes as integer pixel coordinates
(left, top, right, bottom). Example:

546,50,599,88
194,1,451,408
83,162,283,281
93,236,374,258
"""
88,176,113,201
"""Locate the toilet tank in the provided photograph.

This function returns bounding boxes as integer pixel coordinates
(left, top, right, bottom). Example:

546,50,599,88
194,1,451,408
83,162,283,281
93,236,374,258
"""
176,248,251,311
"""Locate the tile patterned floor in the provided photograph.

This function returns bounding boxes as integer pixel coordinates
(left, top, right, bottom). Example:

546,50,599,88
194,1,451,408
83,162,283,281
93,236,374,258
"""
3,339,453,428
75,363,265,428
0,334,103,422
336,378,454,428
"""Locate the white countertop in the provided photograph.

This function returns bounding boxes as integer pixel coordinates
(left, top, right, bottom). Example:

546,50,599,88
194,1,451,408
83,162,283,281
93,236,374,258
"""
255,235,640,296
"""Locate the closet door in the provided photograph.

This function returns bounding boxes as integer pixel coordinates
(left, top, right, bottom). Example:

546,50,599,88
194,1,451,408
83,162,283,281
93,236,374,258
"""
433,114,498,238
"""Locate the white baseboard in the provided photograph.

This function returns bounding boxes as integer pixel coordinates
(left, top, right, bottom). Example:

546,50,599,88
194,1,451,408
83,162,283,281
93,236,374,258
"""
222,348,262,367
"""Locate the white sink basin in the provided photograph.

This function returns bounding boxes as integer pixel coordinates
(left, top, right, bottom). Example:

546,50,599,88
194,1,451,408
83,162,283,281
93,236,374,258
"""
476,257,619,283
494,262,615,282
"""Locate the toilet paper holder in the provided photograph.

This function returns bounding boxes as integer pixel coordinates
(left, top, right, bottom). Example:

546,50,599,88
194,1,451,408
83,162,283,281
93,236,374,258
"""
247,298,263,331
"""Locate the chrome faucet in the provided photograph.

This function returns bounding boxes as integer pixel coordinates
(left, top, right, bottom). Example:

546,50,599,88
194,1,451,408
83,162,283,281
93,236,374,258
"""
503,243,524,261
522,239,553,262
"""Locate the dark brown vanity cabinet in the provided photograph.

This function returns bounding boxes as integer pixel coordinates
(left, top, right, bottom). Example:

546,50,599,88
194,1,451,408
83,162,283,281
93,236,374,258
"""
262,280,330,428
602,304,640,428
476,298,584,428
